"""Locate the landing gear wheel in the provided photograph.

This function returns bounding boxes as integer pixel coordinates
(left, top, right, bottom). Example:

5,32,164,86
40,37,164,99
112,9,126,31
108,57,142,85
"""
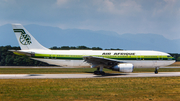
100,71,105,75
154,67,159,74
93,66,105,75
94,71,105,75
155,70,158,74
94,71,100,75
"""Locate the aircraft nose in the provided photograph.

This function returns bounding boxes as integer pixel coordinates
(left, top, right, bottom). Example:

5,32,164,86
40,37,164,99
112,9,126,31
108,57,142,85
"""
172,57,176,60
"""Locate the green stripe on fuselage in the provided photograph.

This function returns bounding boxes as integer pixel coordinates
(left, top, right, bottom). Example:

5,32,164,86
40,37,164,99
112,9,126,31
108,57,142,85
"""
31,53,175,61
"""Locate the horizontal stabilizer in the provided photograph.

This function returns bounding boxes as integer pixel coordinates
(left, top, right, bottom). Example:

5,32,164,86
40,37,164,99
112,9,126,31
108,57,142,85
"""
9,50,34,57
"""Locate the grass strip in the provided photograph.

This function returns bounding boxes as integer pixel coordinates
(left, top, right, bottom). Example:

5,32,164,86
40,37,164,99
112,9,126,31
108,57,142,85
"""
0,77,180,100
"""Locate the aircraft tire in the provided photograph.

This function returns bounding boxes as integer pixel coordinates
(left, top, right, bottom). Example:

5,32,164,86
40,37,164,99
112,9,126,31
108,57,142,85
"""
100,71,105,75
154,67,159,74
94,71,105,75
154,70,158,74
94,71,100,75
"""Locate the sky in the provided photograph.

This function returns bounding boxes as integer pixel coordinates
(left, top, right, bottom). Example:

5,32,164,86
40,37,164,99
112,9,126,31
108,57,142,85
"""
0,0,180,39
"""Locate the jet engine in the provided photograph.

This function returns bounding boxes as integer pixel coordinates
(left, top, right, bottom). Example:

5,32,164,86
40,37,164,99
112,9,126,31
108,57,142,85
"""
112,63,134,73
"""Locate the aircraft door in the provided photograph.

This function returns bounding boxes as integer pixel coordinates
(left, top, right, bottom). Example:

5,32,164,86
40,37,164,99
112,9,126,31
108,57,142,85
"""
51,53,56,59
136,54,141,60
158,54,163,60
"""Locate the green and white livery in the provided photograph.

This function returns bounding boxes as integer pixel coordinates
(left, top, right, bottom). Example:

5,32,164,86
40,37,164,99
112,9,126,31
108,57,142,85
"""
11,24,175,75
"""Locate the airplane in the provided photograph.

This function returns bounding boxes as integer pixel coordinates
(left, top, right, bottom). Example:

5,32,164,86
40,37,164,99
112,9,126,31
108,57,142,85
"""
10,23,175,75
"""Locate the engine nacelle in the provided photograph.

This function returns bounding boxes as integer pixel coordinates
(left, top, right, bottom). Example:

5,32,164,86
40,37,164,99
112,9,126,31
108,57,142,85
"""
112,63,134,73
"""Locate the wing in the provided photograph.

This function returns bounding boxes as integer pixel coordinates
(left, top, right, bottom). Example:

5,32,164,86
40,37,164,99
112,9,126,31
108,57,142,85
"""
83,56,124,68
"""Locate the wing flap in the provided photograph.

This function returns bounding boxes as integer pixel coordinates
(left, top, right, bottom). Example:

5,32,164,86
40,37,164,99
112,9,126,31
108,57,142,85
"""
83,56,123,68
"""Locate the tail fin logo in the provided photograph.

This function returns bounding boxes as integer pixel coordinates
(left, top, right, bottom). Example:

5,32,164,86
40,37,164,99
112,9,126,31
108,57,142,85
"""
13,29,32,45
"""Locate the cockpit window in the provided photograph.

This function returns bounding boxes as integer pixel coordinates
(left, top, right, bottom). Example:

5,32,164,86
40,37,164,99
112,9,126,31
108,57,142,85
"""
167,55,171,57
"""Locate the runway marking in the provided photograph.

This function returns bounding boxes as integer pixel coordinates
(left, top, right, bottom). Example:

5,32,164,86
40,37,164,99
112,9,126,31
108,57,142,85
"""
0,72,180,79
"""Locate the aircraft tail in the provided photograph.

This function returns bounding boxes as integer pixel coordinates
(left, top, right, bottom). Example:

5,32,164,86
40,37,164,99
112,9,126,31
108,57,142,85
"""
12,24,49,50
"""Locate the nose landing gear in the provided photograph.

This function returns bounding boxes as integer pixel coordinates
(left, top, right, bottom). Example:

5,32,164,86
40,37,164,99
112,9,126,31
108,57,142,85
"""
154,67,159,74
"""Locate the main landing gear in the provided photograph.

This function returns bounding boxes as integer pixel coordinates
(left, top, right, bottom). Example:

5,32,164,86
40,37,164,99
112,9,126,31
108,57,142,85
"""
154,67,159,74
94,66,105,75
94,70,105,75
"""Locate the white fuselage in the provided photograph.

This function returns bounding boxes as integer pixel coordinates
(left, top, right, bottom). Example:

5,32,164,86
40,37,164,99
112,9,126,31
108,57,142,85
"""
19,49,175,68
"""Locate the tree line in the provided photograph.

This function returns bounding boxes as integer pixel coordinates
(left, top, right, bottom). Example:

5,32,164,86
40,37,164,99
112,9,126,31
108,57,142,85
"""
0,45,179,66
0,45,50,66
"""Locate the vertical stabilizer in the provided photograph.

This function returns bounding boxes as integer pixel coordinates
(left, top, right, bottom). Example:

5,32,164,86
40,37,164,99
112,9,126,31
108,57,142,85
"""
12,24,49,50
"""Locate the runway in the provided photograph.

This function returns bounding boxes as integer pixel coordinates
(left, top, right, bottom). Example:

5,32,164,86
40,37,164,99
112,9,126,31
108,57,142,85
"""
0,66,180,68
0,72,180,79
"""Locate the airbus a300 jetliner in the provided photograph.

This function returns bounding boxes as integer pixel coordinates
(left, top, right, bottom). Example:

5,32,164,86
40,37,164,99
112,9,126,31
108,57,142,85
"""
11,24,175,75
